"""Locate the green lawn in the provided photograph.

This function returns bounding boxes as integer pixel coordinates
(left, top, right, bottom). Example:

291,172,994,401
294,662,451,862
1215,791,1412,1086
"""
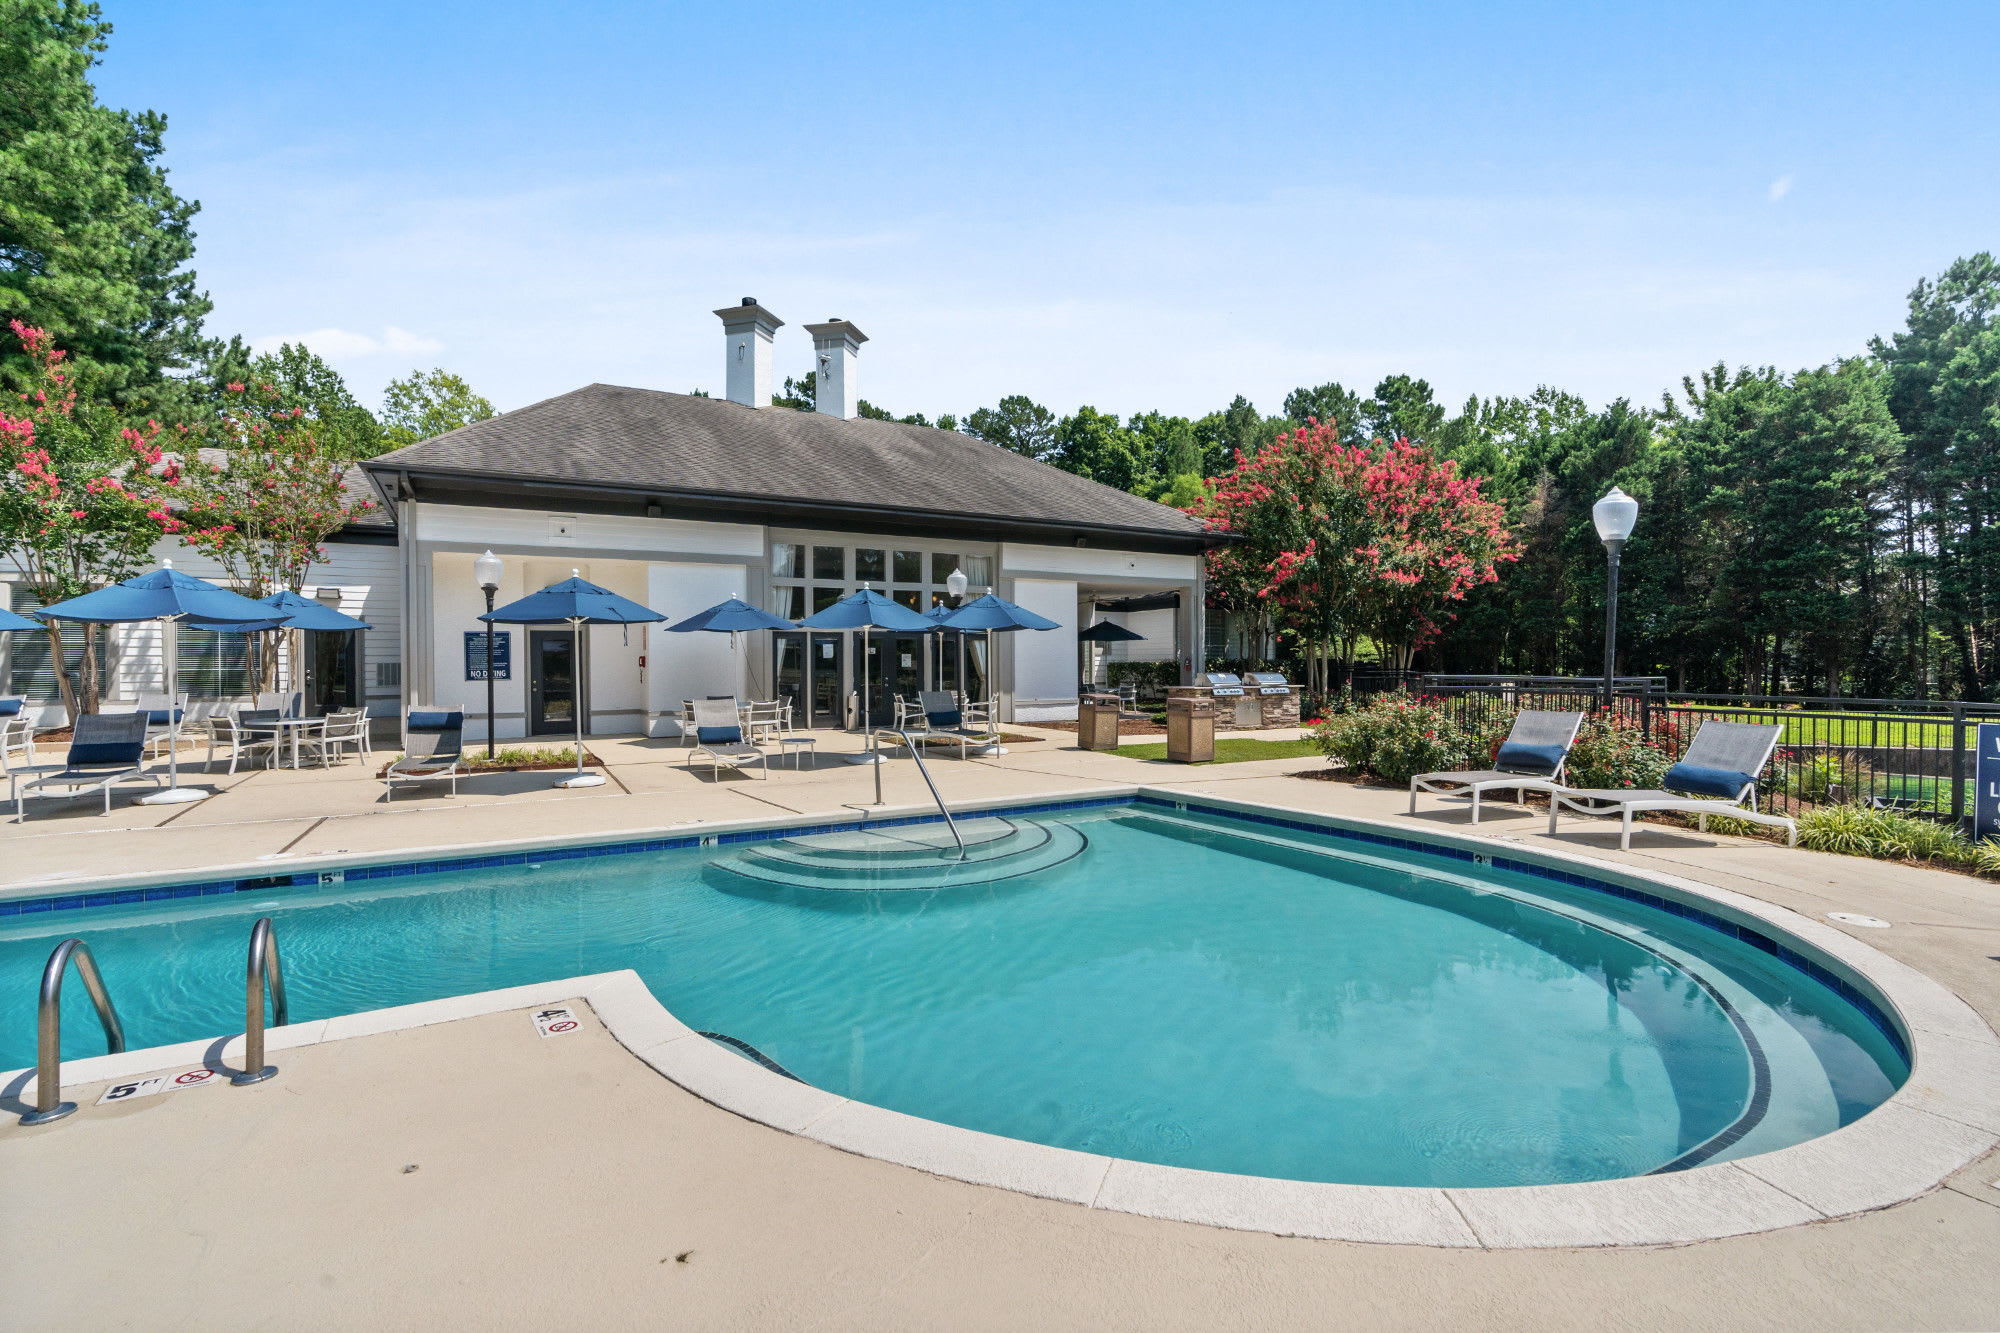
1664,705,1957,748
1110,738,1320,764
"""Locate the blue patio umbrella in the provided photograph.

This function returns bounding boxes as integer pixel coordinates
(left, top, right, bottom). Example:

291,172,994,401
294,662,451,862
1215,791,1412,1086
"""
0,607,41,632
186,589,373,634
799,586,933,763
940,594,1062,755
664,598,797,715
37,562,278,804
481,572,667,787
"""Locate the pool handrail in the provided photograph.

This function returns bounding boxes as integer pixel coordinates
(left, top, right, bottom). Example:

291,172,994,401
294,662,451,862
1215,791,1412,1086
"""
874,728,967,859
20,937,126,1125
231,917,287,1086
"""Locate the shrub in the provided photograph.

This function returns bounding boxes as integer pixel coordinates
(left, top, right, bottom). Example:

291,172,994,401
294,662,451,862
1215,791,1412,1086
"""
1797,803,1999,876
1308,692,1475,785
1563,713,1672,791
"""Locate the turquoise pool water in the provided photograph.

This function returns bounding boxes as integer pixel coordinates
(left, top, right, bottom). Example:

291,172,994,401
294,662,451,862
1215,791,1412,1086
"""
0,805,1906,1187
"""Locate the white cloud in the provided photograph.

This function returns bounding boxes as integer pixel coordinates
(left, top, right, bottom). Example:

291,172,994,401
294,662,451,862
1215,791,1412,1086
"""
1767,175,1794,202
249,326,443,360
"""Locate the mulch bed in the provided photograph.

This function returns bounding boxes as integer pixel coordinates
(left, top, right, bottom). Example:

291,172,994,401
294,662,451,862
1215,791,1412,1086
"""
372,751,604,780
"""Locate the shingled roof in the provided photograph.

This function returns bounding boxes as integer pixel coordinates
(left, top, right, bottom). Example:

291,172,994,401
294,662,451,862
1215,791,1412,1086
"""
364,384,1217,549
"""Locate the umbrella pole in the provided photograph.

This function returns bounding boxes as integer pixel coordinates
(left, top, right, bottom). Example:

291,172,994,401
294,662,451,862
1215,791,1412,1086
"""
556,617,606,789
140,612,206,804
977,627,1006,756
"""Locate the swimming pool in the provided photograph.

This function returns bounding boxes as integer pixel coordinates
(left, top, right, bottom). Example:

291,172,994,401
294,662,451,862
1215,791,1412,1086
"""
1,799,1907,1188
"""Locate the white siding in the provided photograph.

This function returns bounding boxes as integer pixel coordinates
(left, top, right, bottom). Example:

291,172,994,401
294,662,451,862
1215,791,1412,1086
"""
0,535,400,724
414,503,762,558
1000,543,1198,583
1009,577,1079,720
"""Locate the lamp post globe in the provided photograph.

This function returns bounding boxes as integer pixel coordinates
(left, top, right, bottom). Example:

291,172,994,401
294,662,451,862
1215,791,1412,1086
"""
475,550,503,757
945,567,969,603
1592,488,1638,710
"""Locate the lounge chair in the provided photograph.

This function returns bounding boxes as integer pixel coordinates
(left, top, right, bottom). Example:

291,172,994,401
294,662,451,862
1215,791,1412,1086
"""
384,710,468,798
1546,720,1797,850
687,699,768,780
902,690,995,759
15,712,158,819
1408,709,1585,823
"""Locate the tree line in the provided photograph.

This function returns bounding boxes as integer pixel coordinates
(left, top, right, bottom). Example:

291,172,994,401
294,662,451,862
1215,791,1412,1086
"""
914,259,1996,703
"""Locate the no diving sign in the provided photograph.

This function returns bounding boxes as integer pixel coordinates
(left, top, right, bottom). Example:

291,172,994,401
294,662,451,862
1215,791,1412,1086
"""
533,1006,581,1038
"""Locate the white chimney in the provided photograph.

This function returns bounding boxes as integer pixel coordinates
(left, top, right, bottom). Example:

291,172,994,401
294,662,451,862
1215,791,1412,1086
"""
714,298,783,407
804,319,867,419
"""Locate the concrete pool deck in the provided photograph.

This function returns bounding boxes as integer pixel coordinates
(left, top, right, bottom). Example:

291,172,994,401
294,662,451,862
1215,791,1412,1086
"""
4,730,2000,1325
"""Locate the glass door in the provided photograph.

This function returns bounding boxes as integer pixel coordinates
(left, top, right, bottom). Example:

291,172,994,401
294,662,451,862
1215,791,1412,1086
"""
306,630,360,714
529,629,580,735
867,633,925,724
809,633,844,727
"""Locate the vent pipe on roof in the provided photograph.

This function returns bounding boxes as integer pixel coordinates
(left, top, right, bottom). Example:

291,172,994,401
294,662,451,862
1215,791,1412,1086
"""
804,319,868,419
714,298,784,407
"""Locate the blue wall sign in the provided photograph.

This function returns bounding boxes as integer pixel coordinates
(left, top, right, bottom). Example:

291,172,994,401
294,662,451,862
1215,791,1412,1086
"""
465,630,511,681
1977,722,2000,842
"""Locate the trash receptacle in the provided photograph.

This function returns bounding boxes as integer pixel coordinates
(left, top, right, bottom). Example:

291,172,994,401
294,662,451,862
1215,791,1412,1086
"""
1077,693,1121,750
1165,691,1215,763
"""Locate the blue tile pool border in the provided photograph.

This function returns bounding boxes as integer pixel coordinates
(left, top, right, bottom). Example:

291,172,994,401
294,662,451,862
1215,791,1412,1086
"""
0,789,1905,1063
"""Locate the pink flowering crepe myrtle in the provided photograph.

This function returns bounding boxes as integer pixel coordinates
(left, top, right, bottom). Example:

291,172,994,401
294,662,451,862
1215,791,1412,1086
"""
1185,420,1518,688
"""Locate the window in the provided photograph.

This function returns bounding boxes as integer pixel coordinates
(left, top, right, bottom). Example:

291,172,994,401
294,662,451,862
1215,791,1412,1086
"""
893,550,923,583
812,587,842,613
962,554,993,589
178,628,252,699
772,543,804,579
892,589,921,611
855,548,885,583
812,546,845,581
768,586,805,619
4,592,108,700
930,552,960,584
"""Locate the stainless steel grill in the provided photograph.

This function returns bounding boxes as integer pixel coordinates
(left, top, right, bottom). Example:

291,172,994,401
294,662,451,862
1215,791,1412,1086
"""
1245,672,1292,696
1193,672,1246,698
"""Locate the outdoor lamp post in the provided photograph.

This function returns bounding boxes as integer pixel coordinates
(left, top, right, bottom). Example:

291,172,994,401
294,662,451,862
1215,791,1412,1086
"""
474,549,504,757
1592,486,1640,711
945,567,969,701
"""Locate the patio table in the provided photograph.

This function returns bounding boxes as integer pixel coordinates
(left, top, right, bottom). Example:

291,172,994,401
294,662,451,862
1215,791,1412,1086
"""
267,715,328,770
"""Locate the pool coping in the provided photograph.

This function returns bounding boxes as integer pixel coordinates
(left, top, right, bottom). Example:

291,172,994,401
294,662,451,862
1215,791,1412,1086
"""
7,785,1998,1249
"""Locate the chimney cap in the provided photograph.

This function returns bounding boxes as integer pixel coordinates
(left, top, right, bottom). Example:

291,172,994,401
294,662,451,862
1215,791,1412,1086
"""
804,318,868,347
715,300,784,335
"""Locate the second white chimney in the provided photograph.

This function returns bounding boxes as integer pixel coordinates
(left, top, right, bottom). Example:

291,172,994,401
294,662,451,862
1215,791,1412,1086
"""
714,298,783,407
805,319,868,419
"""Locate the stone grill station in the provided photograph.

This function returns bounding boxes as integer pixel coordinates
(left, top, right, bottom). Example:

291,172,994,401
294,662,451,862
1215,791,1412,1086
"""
1171,673,1300,732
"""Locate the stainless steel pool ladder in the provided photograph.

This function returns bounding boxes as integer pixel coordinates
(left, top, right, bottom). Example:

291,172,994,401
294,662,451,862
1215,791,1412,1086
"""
19,938,126,1126
872,728,967,859
232,917,288,1086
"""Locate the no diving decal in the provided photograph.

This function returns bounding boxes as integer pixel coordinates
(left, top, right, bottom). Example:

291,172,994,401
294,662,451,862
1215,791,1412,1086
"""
533,1006,581,1038
95,1067,223,1105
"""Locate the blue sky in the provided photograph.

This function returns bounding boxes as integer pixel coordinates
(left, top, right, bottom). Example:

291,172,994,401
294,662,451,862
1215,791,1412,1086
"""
98,1,1999,424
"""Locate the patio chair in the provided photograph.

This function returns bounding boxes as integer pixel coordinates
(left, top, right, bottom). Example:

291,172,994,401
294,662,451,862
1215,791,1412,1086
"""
1546,720,1797,850
313,709,371,765
686,698,768,780
744,699,789,744
254,691,304,717
207,708,283,774
1407,709,1585,824
129,691,189,760
0,696,36,766
385,709,468,799
15,711,158,819
904,690,994,759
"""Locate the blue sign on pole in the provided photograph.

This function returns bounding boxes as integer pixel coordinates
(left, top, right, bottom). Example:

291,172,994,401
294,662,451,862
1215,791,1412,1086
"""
465,630,511,681
1976,722,2000,843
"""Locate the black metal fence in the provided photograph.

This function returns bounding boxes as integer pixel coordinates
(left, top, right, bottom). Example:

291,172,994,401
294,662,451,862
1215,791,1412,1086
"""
1325,673,2000,826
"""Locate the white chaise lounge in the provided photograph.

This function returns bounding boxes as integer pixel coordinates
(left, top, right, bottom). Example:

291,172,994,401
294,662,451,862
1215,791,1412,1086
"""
1546,719,1797,850
1408,708,1585,823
